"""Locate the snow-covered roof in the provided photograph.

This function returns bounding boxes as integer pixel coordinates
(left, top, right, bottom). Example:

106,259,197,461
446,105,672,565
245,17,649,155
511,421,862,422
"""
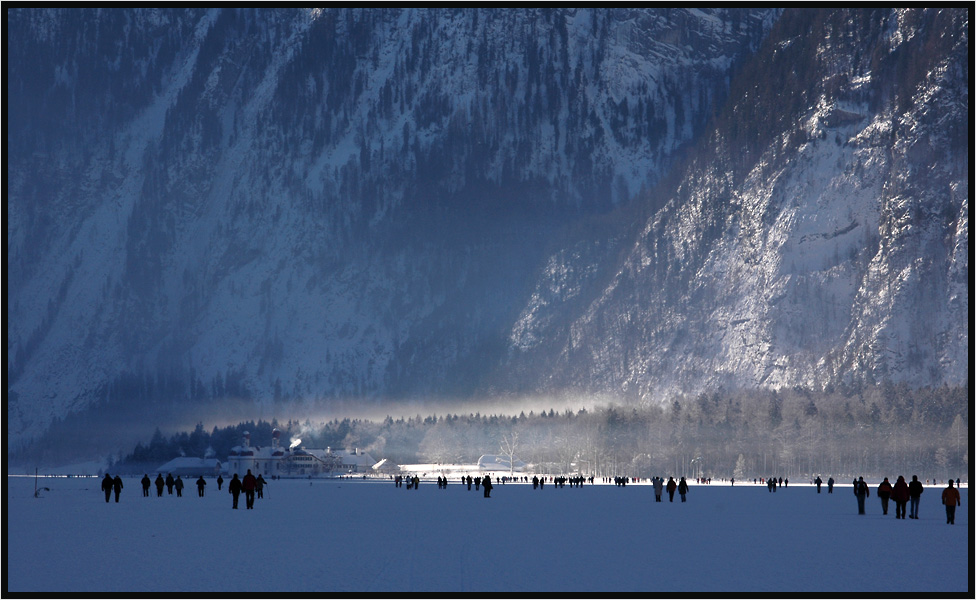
477,455,527,471
372,458,397,472
333,449,376,467
229,445,285,459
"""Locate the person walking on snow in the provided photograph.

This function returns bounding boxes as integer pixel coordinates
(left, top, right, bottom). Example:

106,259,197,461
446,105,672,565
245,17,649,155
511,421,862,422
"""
101,474,114,503
112,475,123,503
908,476,924,519
666,477,677,502
941,480,960,524
854,476,870,515
653,477,664,502
877,477,893,515
678,477,689,502
228,473,242,509
891,476,910,519
242,470,257,509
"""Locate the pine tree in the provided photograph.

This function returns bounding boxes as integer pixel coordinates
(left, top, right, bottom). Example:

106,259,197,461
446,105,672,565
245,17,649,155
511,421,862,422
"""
733,453,747,481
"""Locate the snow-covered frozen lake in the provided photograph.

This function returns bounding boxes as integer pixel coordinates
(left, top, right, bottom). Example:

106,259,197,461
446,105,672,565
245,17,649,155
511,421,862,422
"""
5,475,969,595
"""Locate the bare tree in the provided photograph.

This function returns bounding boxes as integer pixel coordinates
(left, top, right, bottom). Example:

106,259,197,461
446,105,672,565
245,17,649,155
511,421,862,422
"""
499,428,520,479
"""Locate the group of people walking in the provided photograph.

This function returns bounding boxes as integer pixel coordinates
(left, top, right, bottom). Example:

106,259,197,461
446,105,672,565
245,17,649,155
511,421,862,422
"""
853,475,961,523
102,470,961,523
100,474,124,503
650,476,689,502
226,470,267,509
464,474,495,497
394,474,422,489
139,473,215,498
813,476,836,493
102,471,267,509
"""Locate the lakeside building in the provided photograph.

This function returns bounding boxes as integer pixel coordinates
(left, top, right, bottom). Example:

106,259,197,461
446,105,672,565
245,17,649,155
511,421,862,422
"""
225,429,377,478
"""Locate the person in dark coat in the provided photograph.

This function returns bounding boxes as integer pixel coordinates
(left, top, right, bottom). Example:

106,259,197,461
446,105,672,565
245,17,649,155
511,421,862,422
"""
482,474,493,498
678,477,689,502
242,469,257,509
666,477,677,502
228,473,242,509
141,474,151,497
908,475,924,519
854,476,870,514
165,473,175,495
112,475,124,503
155,474,165,497
174,475,184,497
256,474,267,499
101,474,114,503
814,476,823,493
196,476,207,497
891,475,910,519
877,477,893,515
941,480,961,525
217,475,224,491
827,477,834,493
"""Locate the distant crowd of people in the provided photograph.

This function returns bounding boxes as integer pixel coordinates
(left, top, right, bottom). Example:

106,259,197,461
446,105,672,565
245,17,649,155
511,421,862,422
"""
97,469,963,523
100,470,268,509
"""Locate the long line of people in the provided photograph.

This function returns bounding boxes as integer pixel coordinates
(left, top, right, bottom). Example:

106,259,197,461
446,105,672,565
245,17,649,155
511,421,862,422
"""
100,471,268,509
99,470,963,522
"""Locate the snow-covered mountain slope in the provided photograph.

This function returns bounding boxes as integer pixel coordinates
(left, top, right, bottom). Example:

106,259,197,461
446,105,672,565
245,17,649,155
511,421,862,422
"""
5,8,967,453
504,8,968,401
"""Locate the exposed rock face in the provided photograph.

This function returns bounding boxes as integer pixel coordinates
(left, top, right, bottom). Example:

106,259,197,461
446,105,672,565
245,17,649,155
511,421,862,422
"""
5,8,967,450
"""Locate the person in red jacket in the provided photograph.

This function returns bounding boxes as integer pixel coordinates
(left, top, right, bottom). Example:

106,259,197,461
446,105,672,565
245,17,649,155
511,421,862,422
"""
941,480,961,525
877,477,893,515
891,475,910,519
242,469,257,510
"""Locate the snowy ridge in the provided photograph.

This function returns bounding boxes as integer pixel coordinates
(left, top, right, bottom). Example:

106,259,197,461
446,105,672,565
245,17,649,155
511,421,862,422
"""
5,8,967,454
503,8,968,402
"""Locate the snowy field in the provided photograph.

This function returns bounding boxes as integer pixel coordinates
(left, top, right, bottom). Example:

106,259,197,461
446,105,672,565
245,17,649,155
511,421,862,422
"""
5,475,970,596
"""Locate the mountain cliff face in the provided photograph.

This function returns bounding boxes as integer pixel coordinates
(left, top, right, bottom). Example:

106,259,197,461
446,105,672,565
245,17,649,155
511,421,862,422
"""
504,8,969,402
5,8,967,453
